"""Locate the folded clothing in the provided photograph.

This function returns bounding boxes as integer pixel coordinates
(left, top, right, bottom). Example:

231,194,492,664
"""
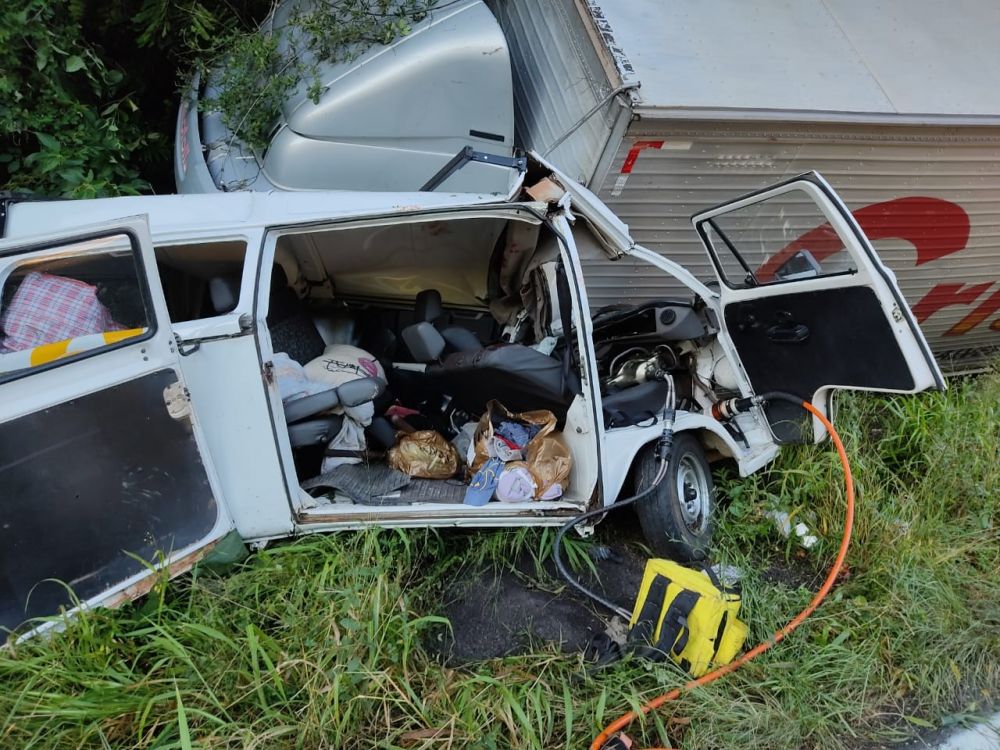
494,420,540,450
302,462,411,505
495,463,536,503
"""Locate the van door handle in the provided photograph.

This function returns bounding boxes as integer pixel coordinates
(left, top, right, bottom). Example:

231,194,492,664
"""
767,321,809,343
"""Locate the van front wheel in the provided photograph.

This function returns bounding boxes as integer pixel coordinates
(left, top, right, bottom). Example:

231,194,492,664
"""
634,434,714,562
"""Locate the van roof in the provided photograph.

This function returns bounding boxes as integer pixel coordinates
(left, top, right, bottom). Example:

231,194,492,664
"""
3,189,510,242
590,0,1000,124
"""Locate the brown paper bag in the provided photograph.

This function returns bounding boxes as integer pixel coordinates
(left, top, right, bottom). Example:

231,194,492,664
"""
388,430,459,479
525,434,572,498
468,400,557,476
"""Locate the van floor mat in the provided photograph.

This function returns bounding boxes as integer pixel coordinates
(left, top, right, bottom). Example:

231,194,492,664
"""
397,478,469,504
302,463,412,505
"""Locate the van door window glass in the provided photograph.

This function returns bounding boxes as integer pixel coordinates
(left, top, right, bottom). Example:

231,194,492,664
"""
154,240,248,322
0,233,152,382
702,187,857,289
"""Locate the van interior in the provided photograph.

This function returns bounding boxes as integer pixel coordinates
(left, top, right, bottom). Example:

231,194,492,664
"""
147,203,720,518
154,240,248,322
245,211,601,515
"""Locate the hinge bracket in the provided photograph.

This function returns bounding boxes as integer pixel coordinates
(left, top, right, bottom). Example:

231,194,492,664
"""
163,381,192,420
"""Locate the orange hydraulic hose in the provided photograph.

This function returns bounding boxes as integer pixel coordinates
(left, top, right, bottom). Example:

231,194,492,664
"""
591,400,855,750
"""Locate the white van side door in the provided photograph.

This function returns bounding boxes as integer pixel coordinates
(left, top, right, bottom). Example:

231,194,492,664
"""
693,172,945,441
0,217,233,634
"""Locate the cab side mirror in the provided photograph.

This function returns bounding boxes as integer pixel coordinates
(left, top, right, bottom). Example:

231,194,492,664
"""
774,250,822,281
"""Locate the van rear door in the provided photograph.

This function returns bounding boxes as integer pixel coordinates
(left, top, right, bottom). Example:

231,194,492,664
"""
693,172,945,442
0,217,232,635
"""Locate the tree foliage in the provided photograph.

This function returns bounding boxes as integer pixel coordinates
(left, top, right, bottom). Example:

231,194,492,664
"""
199,0,438,153
0,0,267,197
1,2,143,196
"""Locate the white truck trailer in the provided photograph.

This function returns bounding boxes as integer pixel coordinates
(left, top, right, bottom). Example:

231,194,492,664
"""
490,0,1000,372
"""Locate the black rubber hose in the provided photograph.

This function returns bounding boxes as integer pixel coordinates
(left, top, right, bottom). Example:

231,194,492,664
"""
554,390,806,618
553,426,674,619
759,390,807,405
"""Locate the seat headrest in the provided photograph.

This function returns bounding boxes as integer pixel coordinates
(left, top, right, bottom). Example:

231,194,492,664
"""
209,275,241,314
401,321,446,363
414,289,444,323
440,326,481,353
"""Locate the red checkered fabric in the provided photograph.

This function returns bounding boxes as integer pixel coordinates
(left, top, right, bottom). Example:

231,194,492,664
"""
0,272,124,352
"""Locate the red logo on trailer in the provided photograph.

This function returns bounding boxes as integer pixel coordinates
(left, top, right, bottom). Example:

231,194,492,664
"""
620,142,999,337
770,197,999,336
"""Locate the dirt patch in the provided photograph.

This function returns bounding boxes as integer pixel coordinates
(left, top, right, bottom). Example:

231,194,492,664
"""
426,512,826,666
759,551,824,590
429,515,649,664
428,568,607,662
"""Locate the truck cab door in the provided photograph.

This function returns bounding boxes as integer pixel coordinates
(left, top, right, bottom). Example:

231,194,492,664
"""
0,217,232,635
693,172,945,442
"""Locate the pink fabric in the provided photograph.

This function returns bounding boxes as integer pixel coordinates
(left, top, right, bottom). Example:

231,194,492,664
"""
385,404,422,419
0,272,123,352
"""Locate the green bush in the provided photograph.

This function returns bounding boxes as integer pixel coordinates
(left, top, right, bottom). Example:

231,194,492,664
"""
0,0,267,198
1,2,144,196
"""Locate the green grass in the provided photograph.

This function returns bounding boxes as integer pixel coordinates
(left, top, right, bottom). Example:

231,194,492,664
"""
2,372,998,749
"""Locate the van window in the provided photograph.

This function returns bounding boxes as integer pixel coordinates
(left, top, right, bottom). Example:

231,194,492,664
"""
0,233,153,382
154,240,248,322
701,187,857,289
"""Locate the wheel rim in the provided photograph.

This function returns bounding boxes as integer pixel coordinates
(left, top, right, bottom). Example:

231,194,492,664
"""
676,453,710,534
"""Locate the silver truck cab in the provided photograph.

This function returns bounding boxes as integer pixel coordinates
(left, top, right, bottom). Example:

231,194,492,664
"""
0,162,941,635
176,0,517,196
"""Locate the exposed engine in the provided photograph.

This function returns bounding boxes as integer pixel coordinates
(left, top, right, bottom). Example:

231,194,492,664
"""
603,345,680,390
590,300,726,422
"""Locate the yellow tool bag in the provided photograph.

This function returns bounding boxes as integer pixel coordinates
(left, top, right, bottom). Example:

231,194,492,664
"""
626,559,748,677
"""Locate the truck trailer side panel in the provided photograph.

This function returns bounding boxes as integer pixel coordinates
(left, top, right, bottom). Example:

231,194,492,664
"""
591,123,1000,372
492,0,1000,372
487,0,631,185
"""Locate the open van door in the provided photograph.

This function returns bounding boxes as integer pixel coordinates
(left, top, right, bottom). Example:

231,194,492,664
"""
693,172,945,442
0,217,232,635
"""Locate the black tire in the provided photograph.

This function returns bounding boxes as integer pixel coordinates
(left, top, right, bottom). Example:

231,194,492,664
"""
634,433,714,562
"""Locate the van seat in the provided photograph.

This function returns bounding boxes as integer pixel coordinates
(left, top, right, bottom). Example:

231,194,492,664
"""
424,343,576,419
266,266,325,364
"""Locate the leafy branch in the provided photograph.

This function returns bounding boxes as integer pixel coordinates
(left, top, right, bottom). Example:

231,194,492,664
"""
199,0,438,152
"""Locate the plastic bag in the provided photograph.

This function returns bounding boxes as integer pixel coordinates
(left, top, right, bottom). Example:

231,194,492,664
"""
469,400,556,475
388,430,459,479
451,421,478,468
273,353,329,403
525,434,571,498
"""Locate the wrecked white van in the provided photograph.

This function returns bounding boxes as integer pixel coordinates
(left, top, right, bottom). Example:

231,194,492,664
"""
0,165,942,633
